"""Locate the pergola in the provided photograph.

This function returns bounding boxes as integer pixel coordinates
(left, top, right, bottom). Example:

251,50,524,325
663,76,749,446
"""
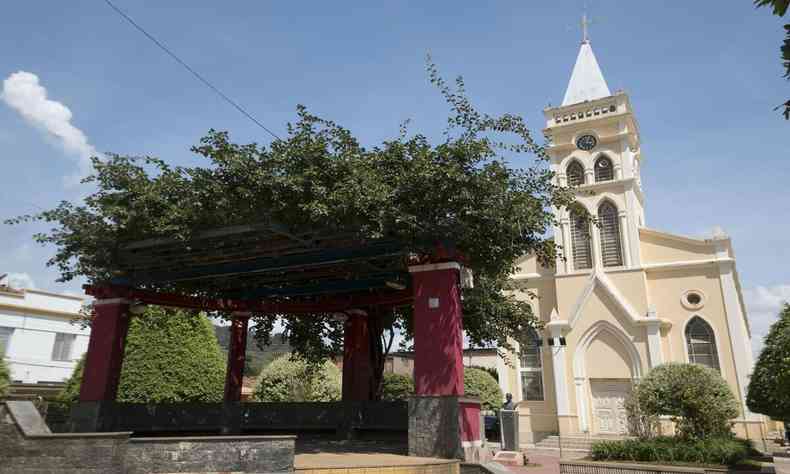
77,222,481,457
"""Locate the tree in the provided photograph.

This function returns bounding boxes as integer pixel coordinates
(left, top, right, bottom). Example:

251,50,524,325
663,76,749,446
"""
464,367,503,412
253,354,341,402
634,363,739,440
0,357,10,399
381,373,414,401
59,306,226,403
754,0,790,118
747,303,790,421
7,60,573,399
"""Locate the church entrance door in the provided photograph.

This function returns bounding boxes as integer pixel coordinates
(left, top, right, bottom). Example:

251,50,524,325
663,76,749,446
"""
590,379,631,435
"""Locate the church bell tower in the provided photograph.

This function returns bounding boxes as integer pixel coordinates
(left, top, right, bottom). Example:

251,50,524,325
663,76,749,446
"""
544,18,645,275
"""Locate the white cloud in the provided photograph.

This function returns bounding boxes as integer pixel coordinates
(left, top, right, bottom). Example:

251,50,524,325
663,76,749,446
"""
743,284,790,358
3,272,36,290
1,71,97,186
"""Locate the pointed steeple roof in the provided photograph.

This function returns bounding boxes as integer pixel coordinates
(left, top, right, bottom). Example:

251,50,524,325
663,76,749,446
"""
561,41,611,106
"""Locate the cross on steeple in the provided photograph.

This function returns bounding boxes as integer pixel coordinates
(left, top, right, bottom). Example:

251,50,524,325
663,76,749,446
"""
581,12,591,44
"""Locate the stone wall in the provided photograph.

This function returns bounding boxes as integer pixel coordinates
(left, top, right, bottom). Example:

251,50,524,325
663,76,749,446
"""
0,403,129,474
126,435,294,474
2,401,296,474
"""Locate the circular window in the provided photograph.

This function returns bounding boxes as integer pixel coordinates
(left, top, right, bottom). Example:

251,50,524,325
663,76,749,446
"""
681,290,705,310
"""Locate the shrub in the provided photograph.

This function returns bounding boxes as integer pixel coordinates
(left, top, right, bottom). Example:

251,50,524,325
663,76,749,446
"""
464,367,503,412
635,363,738,439
0,357,10,399
59,307,226,403
747,303,790,422
381,373,414,401
243,352,265,377
253,355,340,402
624,387,658,439
591,436,751,466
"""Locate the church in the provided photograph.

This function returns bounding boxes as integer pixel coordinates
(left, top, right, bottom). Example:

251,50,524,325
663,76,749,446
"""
498,31,764,443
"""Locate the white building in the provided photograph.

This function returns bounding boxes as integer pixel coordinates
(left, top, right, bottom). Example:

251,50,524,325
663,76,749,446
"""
0,283,88,384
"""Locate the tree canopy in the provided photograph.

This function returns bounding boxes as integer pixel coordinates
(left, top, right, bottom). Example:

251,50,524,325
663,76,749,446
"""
7,62,572,382
59,306,226,403
747,303,790,421
754,0,790,118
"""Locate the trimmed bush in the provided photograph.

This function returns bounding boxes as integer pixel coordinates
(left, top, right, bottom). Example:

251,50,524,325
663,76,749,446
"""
635,363,738,439
381,373,414,401
0,357,10,399
591,436,751,466
253,355,340,402
464,367,503,412
625,385,658,439
59,307,226,403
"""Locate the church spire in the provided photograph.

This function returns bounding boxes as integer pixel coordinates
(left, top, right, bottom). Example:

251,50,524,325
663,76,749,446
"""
561,14,611,106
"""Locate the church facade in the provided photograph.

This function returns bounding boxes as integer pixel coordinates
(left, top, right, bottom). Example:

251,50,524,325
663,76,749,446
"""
498,38,764,442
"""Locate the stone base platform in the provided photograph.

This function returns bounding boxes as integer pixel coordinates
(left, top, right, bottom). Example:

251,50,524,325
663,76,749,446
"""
295,452,460,474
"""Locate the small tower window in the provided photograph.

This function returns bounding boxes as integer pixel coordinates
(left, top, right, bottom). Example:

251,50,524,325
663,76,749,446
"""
519,327,544,401
594,155,614,182
570,207,593,270
567,161,585,186
685,317,720,372
598,201,623,267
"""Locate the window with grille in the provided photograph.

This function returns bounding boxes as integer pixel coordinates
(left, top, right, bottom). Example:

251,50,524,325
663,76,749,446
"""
594,156,614,182
566,161,585,186
51,333,76,361
686,317,720,371
570,210,593,270
598,201,623,267
0,327,13,356
519,327,544,401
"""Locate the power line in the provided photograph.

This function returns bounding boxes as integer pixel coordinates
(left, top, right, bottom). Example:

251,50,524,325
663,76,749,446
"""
103,0,281,141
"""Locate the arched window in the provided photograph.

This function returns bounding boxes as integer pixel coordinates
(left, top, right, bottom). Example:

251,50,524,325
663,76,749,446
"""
570,207,593,270
594,155,614,182
519,327,544,401
598,201,623,267
566,160,585,186
685,317,720,371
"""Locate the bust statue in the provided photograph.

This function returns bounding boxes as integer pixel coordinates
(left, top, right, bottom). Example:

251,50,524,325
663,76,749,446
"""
502,393,515,410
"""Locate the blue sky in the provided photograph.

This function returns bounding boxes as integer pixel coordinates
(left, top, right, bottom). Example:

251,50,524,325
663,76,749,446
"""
1,2,788,351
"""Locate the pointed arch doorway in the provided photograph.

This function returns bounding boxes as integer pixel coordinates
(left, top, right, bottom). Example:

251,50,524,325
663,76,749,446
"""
573,321,643,435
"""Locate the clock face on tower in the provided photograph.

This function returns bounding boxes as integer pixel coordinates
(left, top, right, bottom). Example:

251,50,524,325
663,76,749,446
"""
576,134,597,151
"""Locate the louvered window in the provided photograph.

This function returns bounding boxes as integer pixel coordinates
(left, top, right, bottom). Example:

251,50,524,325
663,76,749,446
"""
519,327,544,401
594,156,614,182
51,333,76,361
598,202,623,267
0,327,13,356
570,210,593,270
686,317,720,371
567,161,585,186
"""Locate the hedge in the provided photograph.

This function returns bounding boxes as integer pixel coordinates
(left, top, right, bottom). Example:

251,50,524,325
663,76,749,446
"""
591,436,752,466
464,367,503,412
253,354,340,402
0,357,10,399
381,373,414,401
59,307,226,403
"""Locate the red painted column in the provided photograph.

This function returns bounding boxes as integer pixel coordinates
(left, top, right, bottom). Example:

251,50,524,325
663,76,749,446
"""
409,262,464,396
224,312,250,402
79,298,132,402
342,310,373,401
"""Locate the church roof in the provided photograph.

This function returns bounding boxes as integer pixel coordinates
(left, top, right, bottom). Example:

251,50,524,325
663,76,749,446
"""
561,41,611,106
